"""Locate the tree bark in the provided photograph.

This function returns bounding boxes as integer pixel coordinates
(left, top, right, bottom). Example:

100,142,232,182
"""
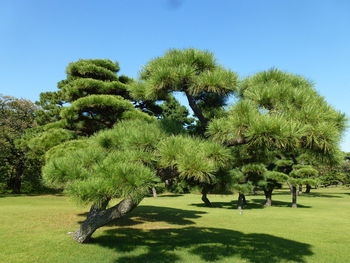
152,187,157,198
73,198,139,243
291,186,297,208
226,137,246,146
201,185,212,207
264,189,273,206
87,198,110,217
305,184,311,193
184,91,208,127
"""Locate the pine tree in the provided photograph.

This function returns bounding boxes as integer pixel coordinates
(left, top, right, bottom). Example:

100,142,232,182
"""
43,119,230,243
208,69,346,208
28,59,153,156
131,48,238,206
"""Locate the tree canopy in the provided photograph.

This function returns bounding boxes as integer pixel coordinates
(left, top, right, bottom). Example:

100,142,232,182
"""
6,48,347,243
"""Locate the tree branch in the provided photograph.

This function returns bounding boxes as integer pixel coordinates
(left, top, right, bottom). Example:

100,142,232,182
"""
184,91,208,127
226,137,246,146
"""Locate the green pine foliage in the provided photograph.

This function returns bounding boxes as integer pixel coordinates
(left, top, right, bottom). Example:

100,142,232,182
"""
43,120,165,205
43,119,231,207
131,49,238,133
157,136,231,184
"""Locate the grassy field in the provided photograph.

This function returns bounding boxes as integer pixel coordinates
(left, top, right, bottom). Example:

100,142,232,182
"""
0,187,349,263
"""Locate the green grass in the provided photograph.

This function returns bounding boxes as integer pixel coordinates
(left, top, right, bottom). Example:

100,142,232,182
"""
1,187,349,263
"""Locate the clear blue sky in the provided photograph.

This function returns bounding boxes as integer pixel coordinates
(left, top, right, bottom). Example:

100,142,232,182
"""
1,0,349,151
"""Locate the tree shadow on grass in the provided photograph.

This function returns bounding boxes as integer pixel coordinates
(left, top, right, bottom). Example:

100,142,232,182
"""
77,205,207,225
271,191,343,198
301,192,344,198
93,226,313,263
190,199,311,210
158,194,184,197
249,199,312,208
0,193,64,198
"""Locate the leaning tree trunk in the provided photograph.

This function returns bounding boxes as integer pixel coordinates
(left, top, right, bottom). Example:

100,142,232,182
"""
291,186,297,208
201,185,212,207
264,189,273,206
88,198,110,217
74,198,140,243
237,193,246,210
305,184,312,193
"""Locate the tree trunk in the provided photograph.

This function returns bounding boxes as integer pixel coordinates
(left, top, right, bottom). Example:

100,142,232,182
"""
8,176,21,194
201,186,212,207
237,193,246,210
73,198,139,243
305,184,311,193
185,91,208,128
88,198,110,217
242,193,247,205
291,186,297,208
264,189,272,206
152,187,157,198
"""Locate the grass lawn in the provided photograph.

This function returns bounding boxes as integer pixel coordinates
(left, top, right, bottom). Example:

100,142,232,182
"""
0,187,349,263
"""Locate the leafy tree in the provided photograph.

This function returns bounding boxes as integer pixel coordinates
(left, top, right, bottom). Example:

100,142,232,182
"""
208,69,346,208
317,152,350,187
0,95,38,193
159,95,193,127
28,59,154,156
58,59,153,136
43,119,230,243
131,48,238,206
131,48,238,131
289,165,318,207
35,91,65,125
263,170,288,206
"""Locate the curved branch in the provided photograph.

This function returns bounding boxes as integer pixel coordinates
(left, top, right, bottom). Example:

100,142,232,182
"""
185,91,208,127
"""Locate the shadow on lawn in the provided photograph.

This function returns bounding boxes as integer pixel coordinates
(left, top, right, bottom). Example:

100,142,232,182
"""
301,192,344,198
190,199,311,209
158,194,184,198
271,191,343,198
78,205,207,225
78,205,313,262
0,193,64,198
93,226,313,263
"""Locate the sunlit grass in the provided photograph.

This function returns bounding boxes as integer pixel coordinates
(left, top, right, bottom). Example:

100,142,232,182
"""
0,187,349,263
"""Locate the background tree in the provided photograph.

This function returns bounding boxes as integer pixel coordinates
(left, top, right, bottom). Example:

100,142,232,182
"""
28,59,154,156
208,69,346,208
35,91,65,125
0,95,38,193
159,95,193,127
289,165,318,207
